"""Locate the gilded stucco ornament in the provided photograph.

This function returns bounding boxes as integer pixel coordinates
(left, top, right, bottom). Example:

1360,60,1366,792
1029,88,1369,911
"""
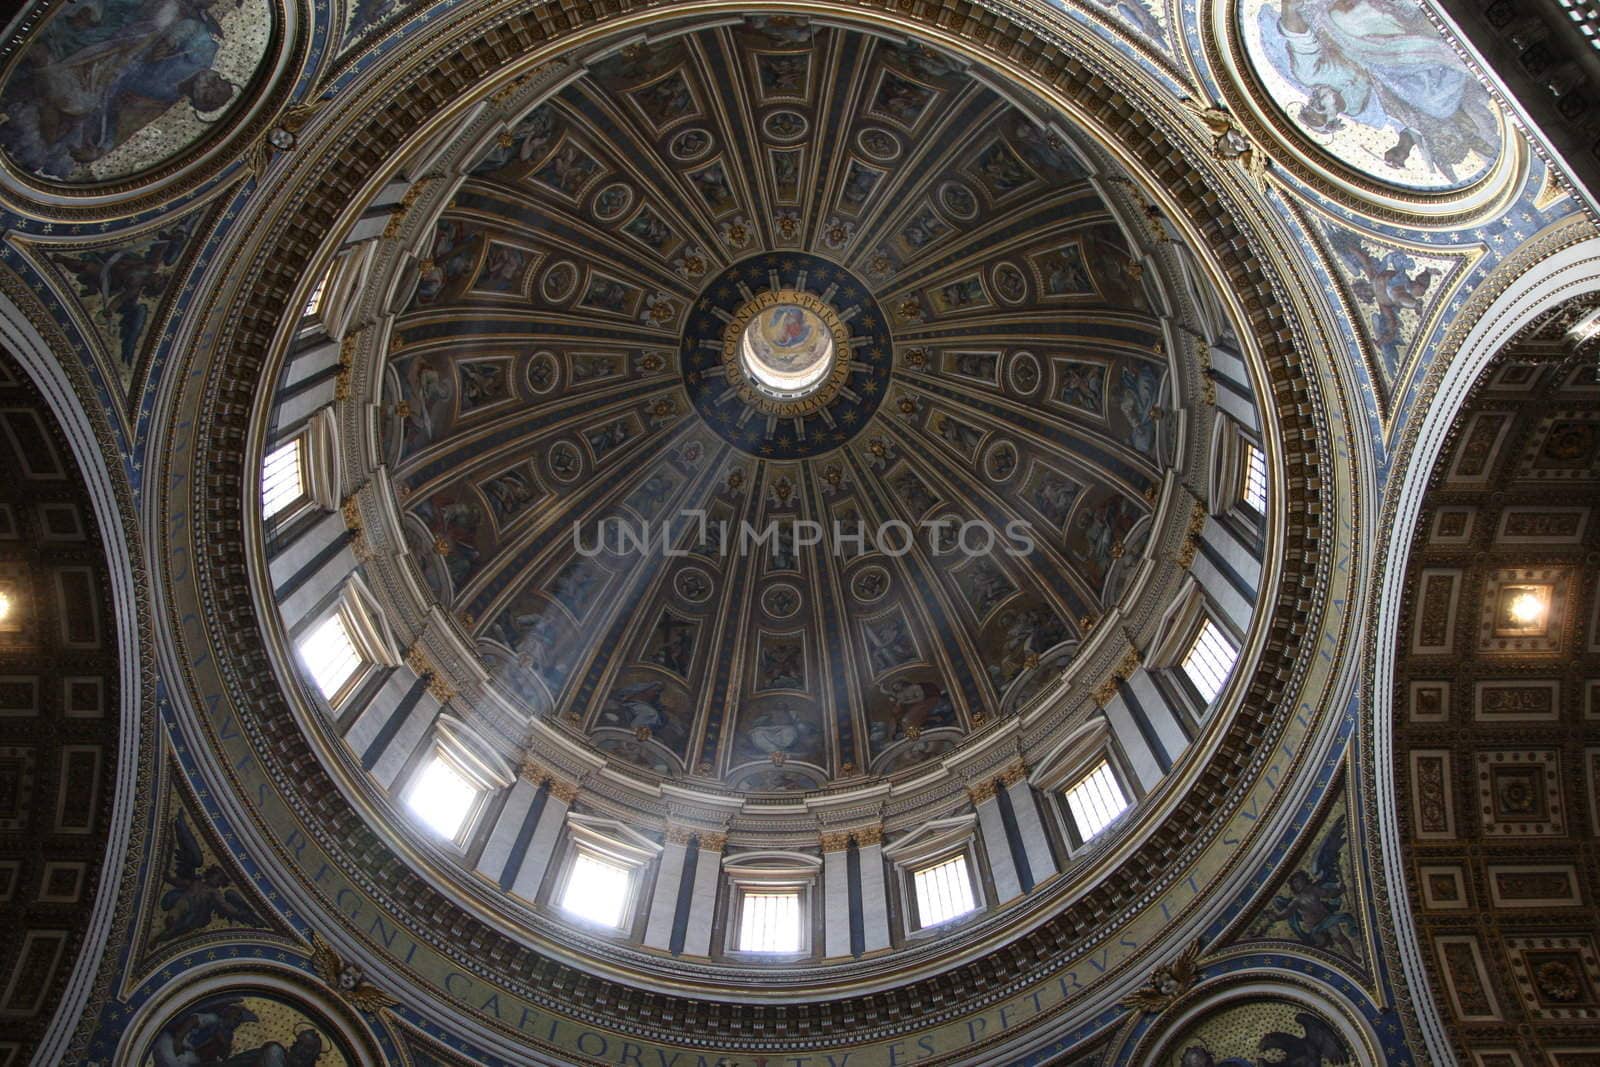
244,98,325,178
311,933,398,1015
1122,938,1203,1014
1184,99,1271,190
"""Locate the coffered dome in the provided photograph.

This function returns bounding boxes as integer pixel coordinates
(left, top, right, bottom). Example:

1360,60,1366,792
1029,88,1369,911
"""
12,0,1597,1053
227,0,1305,1028
373,18,1196,793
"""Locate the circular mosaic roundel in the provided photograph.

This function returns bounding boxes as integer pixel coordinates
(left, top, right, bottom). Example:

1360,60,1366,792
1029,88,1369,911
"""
1233,0,1503,193
738,296,838,399
681,253,892,459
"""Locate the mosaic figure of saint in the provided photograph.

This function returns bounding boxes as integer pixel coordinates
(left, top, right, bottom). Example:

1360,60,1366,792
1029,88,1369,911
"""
1262,0,1498,182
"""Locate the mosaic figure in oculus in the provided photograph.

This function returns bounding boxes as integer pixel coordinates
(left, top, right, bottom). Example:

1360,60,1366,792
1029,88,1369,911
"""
0,0,274,183
1239,0,1502,190
141,992,354,1067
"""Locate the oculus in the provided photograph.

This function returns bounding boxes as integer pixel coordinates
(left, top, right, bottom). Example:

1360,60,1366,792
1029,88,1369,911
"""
680,253,892,458
738,298,836,400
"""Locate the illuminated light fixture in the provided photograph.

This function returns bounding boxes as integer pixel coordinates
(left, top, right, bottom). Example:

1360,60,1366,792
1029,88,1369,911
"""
1495,583,1553,635
1507,590,1546,627
0,581,18,633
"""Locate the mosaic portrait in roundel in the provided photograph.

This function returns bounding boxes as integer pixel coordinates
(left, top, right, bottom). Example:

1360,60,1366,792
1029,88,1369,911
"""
1236,0,1503,192
140,989,358,1067
0,0,275,184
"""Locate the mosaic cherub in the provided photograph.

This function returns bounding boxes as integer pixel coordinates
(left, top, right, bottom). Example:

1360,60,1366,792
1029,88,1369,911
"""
1328,229,1436,364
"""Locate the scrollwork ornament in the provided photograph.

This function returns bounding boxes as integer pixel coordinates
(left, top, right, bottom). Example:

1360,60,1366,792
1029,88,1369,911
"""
245,99,326,179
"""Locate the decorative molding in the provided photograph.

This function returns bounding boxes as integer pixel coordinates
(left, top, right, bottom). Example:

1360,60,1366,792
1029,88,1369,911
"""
1182,101,1270,190
311,932,398,1014
340,494,371,562
245,99,327,180
1121,938,1202,1014
404,644,454,705
819,830,852,853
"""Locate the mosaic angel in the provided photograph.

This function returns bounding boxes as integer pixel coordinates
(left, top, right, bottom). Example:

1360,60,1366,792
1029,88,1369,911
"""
56,225,190,370
1327,229,1436,369
1263,814,1361,961
153,809,262,943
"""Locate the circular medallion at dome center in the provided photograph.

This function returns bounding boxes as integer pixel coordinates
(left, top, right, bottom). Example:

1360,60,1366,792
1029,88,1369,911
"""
682,253,893,460
740,298,836,399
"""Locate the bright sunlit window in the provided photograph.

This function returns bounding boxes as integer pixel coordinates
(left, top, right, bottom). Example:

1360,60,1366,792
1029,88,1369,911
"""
1242,442,1267,513
1065,760,1129,841
561,851,633,928
738,890,802,953
912,855,976,928
303,272,329,319
1181,618,1238,705
299,612,364,701
261,438,305,518
406,756,480,842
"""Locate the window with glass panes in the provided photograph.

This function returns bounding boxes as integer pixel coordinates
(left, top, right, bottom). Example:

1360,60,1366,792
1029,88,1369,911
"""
737,889,802,952
405,755,480,841
299,612,364,701
1242,442,1267,513
912,855,976,927
561,851,633,928
1180,618,1238,705
261,438,305,518
1065,759,1129,840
